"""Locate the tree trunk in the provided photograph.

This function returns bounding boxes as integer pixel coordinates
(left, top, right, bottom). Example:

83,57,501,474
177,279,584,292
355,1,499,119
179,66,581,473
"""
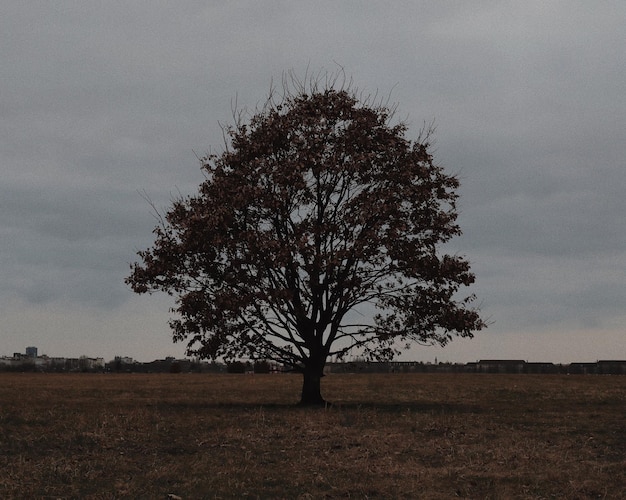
299,367,325,406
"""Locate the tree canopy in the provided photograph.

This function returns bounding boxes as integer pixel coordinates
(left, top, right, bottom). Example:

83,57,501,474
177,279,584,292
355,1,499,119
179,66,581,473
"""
126,79,486,404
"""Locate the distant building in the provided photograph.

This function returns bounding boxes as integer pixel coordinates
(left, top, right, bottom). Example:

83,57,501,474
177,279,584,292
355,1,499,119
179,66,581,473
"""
567,362,598,375
0,356,18,368
597,360,626,375
475,360,526,374
524,362,558,374
79,356,105,371
26,346,38,358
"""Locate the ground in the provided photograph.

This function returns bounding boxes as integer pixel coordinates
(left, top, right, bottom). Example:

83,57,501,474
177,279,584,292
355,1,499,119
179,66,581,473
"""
0,372,624,498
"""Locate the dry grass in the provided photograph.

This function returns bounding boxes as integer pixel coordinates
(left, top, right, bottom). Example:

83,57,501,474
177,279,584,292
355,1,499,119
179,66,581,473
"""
0,373,624,499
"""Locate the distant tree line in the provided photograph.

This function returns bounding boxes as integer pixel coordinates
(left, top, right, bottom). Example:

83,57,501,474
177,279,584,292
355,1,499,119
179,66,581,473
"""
326,360,626,375
0,355,104,373
2,357,624,375
104,357,278,374
105,357,225,374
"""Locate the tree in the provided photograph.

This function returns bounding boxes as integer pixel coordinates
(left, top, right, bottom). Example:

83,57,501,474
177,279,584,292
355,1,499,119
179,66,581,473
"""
126,76,486,405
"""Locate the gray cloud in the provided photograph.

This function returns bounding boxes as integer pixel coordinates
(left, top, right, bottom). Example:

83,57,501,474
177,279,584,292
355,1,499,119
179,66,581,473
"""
1,2,624,361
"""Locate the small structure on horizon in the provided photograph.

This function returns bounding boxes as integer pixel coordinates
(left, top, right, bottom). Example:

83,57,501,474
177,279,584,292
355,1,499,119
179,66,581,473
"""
475,360,526,374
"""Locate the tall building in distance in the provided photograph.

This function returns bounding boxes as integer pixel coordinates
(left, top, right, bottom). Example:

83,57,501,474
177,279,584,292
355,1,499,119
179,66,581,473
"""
25,346,38,358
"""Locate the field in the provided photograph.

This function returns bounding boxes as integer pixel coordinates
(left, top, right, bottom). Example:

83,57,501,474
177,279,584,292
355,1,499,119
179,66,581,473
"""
0,373,624,499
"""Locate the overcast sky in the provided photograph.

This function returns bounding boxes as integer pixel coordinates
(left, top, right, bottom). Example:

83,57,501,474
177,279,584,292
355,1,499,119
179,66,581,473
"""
2,2,624,363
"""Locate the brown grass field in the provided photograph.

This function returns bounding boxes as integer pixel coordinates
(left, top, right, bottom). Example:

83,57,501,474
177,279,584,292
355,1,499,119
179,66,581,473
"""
0,373,624,499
